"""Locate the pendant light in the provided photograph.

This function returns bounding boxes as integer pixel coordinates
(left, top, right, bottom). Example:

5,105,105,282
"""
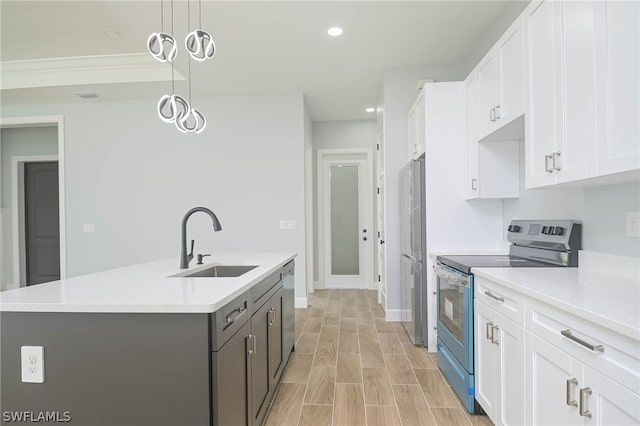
148,0,213,134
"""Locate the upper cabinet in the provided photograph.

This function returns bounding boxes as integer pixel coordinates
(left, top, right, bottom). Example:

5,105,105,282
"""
408,89,425,159
523,0,640,189
477,16,525,140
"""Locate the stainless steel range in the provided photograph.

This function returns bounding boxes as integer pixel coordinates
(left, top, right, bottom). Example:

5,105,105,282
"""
435,220,582,413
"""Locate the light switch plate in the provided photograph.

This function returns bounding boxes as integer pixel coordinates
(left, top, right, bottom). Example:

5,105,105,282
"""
21,346,44,383
83,224,96,234
627,212,640,237
280,220,296,230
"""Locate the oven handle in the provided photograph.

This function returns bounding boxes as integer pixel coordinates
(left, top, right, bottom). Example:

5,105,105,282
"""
435,265,470,288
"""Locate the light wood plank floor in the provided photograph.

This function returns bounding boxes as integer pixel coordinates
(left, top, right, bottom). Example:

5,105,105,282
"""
265,289,493,426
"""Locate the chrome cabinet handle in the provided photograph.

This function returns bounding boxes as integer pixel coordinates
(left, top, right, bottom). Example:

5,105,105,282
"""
553,151,562,171
566,378,579,407
225,307,247,324
486,322,494,341
579,387,592,418
247,334,255,355
491,325,499,345
274,307,278,325
471,178,478,191
494,105,501,120
545,154,554,172
490,108,495,122
484,291,505,303
268,308,275,326
561,330,605,352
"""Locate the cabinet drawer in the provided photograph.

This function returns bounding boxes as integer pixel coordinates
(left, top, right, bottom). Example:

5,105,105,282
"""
527,300,640,395
475,276,524,326
211,292,250,351
250,270,282,314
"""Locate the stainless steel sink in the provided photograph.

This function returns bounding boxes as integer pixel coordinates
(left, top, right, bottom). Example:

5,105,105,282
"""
173,265,258,278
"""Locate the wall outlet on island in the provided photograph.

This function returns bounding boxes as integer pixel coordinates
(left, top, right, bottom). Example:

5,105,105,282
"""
627,212,640,238
21,346,44,383
280,220,296,230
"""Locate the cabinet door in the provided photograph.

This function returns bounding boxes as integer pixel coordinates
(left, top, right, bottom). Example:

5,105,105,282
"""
523,0,561,188
474,300,498,422
408,104,418,160
594,1,640,175
269,287,284,387
556,0,599,183
498,316,525,426
497,15,525,124
583,365,640,425
465,72,480,200
477,49,500,139
213,321,250,426
249,301,272,426
415,91,426,158
526,333,582,426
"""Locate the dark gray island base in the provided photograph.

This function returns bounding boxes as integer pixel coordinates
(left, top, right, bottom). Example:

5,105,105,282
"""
1,261,295,426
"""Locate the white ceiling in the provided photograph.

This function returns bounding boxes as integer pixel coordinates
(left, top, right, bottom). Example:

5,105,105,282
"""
0,1,527,121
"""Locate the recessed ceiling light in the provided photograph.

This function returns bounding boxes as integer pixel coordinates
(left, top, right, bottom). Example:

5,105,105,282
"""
327,27,343,37
103,30,121,39
75,91,98,99
366,107,375,113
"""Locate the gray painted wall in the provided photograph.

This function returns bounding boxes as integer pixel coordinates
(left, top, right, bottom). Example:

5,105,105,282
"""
1,126,58,288
311,119,377,283
503,141,640,257
1,94,308,301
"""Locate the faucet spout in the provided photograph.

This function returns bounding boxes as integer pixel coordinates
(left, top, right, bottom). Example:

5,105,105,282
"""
180,207,222,269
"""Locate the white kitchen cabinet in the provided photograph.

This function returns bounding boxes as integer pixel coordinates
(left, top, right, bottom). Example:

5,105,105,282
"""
525,333,640,426
525,332,583,426
407,89,425,160
474,299,525,426
594,1,640,176
464,71,520,200
476,16,525,141
524,0,640,188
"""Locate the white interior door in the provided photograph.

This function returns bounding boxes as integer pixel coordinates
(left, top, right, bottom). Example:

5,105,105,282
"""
318,150,373,289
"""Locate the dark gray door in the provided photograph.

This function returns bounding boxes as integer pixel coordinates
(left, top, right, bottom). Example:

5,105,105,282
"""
250,301,271,426
24,162,60,285
269,287,284,387
213,321,250,426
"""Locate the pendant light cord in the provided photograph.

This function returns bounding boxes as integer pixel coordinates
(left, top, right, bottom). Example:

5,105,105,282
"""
199,0,202,29
187,0,192,104
160,0,164,33
170,0,175,95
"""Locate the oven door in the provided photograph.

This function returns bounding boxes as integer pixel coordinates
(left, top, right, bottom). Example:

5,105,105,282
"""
436,264,473,372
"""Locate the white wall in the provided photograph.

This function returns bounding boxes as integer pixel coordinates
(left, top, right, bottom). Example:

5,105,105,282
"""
503,141,640,258
311,119,377,284
1,94,308,300
303,101,313,304
1,126,58,288
379,66,466,313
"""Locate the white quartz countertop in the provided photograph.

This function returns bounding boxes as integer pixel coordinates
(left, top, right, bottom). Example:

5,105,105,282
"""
0,253,296,313
472,267,640,340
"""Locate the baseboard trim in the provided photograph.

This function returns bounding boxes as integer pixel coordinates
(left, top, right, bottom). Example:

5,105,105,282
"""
384,309,409,322
295,297,308,309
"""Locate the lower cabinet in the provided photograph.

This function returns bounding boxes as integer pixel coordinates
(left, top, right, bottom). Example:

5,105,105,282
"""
525,333,640,426
474,299,525,425
212,263,295,426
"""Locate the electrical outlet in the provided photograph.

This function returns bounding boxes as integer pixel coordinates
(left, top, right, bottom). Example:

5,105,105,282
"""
21,346,44,383
627,212,640,238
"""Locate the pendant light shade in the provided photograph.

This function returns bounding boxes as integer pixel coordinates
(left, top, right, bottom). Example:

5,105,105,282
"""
147,32,178,62
185,29,216,61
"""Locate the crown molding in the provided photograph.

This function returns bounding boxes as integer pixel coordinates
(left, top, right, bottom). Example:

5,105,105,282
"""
0,54,185,90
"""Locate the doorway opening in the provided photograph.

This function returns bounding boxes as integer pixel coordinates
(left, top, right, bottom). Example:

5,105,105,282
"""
317,149,374,289
0,116,66,290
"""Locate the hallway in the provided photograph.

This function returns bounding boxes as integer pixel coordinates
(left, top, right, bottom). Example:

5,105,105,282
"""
264,289,492,426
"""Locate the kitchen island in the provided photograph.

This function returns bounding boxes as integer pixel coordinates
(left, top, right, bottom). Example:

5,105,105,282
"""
0,253,296,426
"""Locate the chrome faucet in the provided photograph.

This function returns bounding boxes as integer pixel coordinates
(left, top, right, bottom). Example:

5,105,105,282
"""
180,207,222,269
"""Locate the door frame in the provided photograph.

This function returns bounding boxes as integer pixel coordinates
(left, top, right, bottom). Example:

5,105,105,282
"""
317,148,374,289
0,115,66,288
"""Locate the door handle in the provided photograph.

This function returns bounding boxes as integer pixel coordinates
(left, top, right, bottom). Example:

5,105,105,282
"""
380,240,385,244
579,387,592,418
566,378,578,407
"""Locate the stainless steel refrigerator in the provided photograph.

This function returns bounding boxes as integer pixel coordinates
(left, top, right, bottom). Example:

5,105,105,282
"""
399,155,427,346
